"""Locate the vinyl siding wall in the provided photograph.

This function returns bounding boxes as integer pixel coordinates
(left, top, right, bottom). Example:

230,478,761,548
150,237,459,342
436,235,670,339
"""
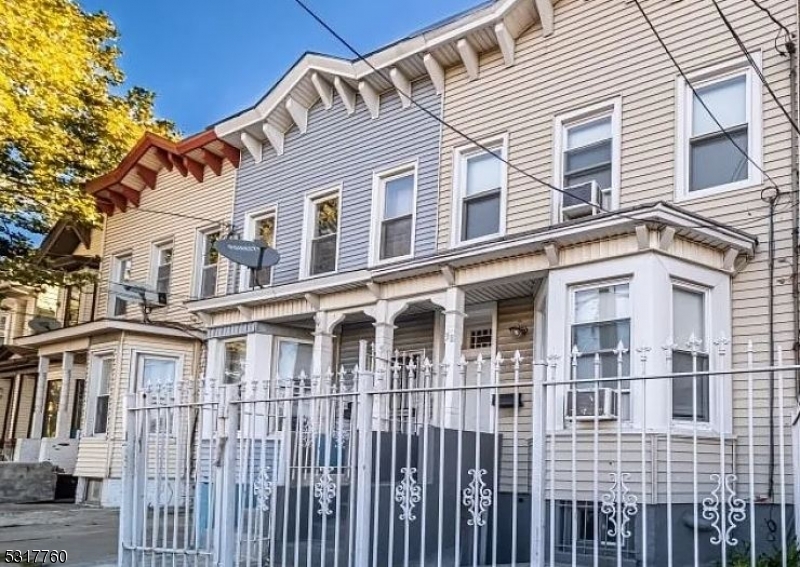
230,79,442,290
437,0,796,499
96,163,236,326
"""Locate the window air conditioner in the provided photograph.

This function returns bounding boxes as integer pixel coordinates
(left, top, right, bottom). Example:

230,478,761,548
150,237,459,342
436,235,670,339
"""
565,388,618,420
561,181,605,220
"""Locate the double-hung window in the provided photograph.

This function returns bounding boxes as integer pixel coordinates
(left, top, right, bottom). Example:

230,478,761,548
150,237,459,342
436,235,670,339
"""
244,211,276,288
198,230,220,299
92,356,112,435
454,139,506,244
678,57,761,197
154,243,173,297
671,285,710,422
112,255,132,317
305,191,340,277
555,100,620,221
570,282,631,418
373,166,416,263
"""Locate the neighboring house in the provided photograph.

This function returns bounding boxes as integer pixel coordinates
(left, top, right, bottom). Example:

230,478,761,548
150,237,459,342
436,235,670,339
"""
15,131,240,506
170,0,799,564
1,223,99,467
0,284,41,461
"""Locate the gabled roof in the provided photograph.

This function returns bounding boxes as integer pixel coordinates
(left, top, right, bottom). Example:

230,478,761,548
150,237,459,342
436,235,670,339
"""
213,0,551,161
37,220,99,271
85,130,241,215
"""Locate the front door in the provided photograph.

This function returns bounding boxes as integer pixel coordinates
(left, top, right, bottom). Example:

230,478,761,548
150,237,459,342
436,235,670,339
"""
461,306,495,433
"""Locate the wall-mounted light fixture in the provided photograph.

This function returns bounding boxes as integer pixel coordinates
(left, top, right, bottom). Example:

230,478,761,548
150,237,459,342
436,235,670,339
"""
508,323,529,339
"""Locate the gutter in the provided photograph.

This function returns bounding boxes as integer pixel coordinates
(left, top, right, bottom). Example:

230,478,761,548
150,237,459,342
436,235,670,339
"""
186,202,758,314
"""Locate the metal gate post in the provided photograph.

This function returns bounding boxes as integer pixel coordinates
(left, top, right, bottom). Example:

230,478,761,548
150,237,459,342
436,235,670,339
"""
119,391,145,567
530,361,547,567
214,383,240,567
353,367,375,567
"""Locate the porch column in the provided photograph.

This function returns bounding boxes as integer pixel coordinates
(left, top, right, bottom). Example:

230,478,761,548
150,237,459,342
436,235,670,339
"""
371,300,397,426
441,287,466,429
244,333,273,384
312,312,335,378
55,351,74,438
29,356,49,439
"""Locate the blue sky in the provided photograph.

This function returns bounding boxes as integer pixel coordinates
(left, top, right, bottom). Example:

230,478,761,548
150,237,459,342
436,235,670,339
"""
78,0,480,135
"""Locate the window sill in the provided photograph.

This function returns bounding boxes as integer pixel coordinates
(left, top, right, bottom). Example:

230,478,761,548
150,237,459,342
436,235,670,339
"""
675,177,762,202
369,254,414,269
451,232,505,249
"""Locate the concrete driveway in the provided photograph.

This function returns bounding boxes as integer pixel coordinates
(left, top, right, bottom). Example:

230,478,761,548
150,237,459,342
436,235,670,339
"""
0,503,118,566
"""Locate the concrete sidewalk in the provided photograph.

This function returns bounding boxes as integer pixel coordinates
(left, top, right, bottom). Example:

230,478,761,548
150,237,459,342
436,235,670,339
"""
0,502,118,566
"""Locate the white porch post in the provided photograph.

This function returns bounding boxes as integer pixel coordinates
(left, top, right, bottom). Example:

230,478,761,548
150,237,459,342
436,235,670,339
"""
441,287,465,429
30,356,49,439
55,351,74,438
312,312,335,377
245,333,273,384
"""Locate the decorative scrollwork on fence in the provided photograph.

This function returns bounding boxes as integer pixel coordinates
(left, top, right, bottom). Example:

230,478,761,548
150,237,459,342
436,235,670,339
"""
394,467,422,522
462,468,492,527
314,467,336,516
600,472,638,542
253,467,273,513
702,473,747,546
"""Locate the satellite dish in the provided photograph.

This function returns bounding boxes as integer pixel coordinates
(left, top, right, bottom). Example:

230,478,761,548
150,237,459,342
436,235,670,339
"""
109,282,167,308
29,316,62,334
214,239,280,270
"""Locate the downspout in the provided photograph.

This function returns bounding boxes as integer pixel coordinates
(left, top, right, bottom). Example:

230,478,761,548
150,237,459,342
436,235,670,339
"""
763,188,779,499
788,40,800,397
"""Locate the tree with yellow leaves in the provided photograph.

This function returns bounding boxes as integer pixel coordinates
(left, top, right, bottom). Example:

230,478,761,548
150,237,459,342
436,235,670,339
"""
0,0,176,287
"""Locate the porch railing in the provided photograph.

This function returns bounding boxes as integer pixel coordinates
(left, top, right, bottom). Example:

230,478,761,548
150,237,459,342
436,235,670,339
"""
119,339,799,567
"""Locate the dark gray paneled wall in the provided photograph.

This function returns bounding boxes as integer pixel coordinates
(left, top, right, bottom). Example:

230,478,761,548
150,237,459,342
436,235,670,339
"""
231,79,441,290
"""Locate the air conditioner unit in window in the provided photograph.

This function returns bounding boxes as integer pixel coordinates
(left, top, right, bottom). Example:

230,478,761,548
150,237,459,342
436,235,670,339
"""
565,388,617,420
561,181,609,220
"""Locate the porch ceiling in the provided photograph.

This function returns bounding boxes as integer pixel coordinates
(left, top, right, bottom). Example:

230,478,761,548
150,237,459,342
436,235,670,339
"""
464,276,540,305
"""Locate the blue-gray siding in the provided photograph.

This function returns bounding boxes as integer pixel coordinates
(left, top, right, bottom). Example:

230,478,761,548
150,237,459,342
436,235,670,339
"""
231,79,441,290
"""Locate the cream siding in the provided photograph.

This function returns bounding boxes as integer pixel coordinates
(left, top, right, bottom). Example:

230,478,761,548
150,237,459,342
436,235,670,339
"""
437,0,796,500
96,163,236,326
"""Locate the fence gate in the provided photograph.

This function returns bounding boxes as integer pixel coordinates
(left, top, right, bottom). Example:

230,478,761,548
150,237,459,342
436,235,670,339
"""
120,342,799,567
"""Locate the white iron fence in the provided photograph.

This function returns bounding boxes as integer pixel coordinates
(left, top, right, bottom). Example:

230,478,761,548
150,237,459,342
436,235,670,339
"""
120,340,799,567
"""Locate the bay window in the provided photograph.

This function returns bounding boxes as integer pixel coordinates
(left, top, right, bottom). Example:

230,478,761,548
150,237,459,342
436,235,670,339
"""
223,340,247,384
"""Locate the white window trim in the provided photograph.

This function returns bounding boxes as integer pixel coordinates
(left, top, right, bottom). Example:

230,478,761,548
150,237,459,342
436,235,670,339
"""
369,161,419,266
130,350,185,391
450,134,509,248
109,252,133,317
240,205,279,291
551,97,622,224
87,351,114,438
299,184,343,279
193,225,221,299
675,54,763,201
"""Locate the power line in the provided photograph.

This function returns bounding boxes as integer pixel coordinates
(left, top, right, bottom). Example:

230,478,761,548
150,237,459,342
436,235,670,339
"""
630,0,780,190
745,0,794,40
290,0,781,234
709,0,800,136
